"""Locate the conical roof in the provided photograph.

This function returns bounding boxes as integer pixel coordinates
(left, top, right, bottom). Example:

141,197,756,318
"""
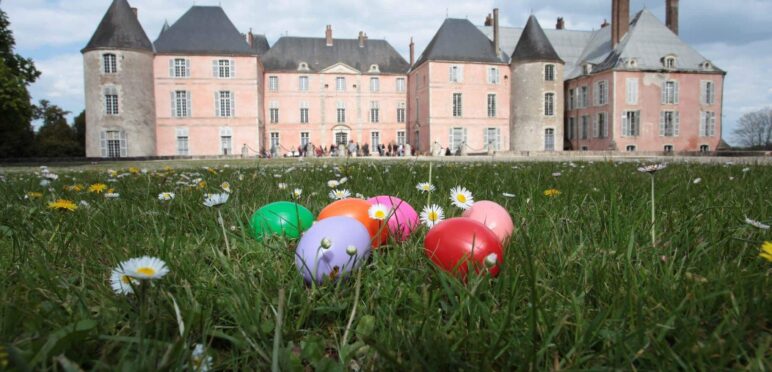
82,0,153,53
511,16,562,63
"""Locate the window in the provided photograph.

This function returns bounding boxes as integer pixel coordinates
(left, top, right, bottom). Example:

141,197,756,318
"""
622,111,641,137
269,76,279,91
370,101,380,123
336,102,346,123
214,59,232,78
626,78,639,104
568,89,575,110
171,58,189,78
397,130,406,146
594,80,608,106
449,127,467,152
452,93,462,117
626,145,636,152
104,87,119,115
396,78,406,92
485,94,497,118
397,102,406,123
566,117,575,140
583,64,593,75
300,102,309,124
484,127,501,150
581,115,589,139
176,128,189,155
701,61,712,70
544,93,555,116
660,111,680,137
594,112,608,138
371,131,380,148
449,65,463,83
270,132,280,148
700,145,710,153
220,127,232,155
581,146,589,151
701,81,715,105
488,67,500,84
545,128,555,151
336,77,346,91
172,90,191,118
103,53,117,74
664,145,674,153
101,130,126,158
216,91,234,117
664,56,676,69
369,64,380,73
370,77,380,92
579,86,589,108
298,62,309,71
662,80,679,104
269,101,279,124
545,64,555,81
626,58,638,68
700,111,716,137
299,76,309,91
300,132,310,146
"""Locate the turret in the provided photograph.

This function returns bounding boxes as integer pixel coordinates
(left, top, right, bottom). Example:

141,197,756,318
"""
82,0,156,158
509,16,565,152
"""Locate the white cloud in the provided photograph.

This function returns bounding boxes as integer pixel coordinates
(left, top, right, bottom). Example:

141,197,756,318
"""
28,53,84,119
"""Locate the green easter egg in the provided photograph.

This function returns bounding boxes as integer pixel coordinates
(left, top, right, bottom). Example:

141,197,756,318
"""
250,201,314,241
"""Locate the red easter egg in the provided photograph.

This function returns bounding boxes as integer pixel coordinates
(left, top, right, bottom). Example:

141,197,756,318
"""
423,217,503,278
318,198,388,247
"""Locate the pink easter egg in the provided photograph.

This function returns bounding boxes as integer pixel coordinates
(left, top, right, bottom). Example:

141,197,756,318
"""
367,195,419,242
462,200,514,245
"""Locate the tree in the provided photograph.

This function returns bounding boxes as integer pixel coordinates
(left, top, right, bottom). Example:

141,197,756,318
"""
33,100,81,157
0,4,40,158
73,110,86,152
732,107,772,150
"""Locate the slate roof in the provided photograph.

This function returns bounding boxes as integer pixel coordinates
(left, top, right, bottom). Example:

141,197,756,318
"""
262,37,410,74
154,6,256,56
511,16,563,63
249,34,271,55
82,0,153,53
414,18,507,67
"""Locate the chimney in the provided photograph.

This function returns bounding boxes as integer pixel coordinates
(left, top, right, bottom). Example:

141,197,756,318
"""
666,0,679,35
556,17,565,30
131,7,138,17
601,19,610,28
246,29,254,47
409,37,415,65
484,13,493,26
611,0,630,48
325,25,333,46
493,8,500,58
358,31,365,47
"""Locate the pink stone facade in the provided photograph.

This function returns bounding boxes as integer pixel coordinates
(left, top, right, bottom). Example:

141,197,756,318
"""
408,61,510,154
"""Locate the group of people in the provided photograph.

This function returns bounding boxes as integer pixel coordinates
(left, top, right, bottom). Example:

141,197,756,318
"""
253,141,413,159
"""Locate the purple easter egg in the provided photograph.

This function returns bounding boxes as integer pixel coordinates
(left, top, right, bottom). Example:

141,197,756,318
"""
367,195,419,241
295,216,372,285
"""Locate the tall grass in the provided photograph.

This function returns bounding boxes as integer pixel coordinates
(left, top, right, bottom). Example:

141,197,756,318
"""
0,160,769,370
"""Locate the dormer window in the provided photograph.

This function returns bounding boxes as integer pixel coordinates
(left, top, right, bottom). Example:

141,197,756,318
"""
625,58,638,68
663,56,677,69
298,62,309,71
583,63,593,75
701,61,712,70
369,64,380,73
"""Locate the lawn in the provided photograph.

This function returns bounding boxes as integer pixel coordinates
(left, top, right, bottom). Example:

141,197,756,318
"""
0,159,769,370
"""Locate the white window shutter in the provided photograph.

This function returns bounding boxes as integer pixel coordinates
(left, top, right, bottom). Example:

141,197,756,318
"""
674,81,680,104
99,131,107,157
593,83,599,106
483,128,489,145
187,91,192,117
230,59,235,78
700,81,707,105
448,128,452,147
661,84,667,104
448,66,453,81
674,112,680,136
214,92,219,117
699,112,706,136
168,59,174,77
710,113,716,136
496,128,501,150
593,116,599,138
622,114,628,136
603,114,609,138
213,60,218,77
463,128,468,143
185,59,191,77
170,91,175,117
458,66,463,82
231,92,235,117
119,131,128,157
659,112,665,136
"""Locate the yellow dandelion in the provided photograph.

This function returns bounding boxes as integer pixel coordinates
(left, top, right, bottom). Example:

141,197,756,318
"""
207,167,217,175
25,191,43,199
544,188,561,197
88,183,108,193
64,184,84,192
128,167,140,175
760,241,772,262
197,180,207,190
48,199,78,212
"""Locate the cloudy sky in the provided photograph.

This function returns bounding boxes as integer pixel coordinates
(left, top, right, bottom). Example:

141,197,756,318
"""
5,0,771,144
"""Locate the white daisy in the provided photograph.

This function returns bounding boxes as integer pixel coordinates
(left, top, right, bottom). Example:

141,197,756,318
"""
110,267,138,295
416,182,435,193
292,188,303,199
552,172,562,177
220,182,231,193
39,179,50,187
105,192,120,199
329,189,351,200
637,163,667,174
158,192,175,201
742,167,750,173
420,204,445,228
449,186,474,209
203,193,229,207
693,178,702,184
327,180,340,188
277,183,288,190
368,203,390,221
120,256,170,280
191,343,213,372
339,177,349,184
745,217,770,230
355,193,366,199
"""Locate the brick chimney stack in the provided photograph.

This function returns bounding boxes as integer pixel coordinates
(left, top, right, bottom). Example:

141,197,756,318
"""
611,0,630,48
358,31,366,47
131,7,137,17
666,0,679,35
325,25,333,46
601,19,610,28
493,8,500,58
556,17,565,30
484,13,493,26
246,29,254,47
409,37,415,65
